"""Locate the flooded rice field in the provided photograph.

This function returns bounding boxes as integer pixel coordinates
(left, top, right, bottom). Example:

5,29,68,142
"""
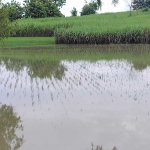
0,46,150,150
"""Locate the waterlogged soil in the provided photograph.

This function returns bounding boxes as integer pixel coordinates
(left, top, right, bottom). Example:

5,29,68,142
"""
0,50,150,150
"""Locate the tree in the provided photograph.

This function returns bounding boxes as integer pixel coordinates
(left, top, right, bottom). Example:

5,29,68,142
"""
23,0,63,18
144,0,150,8
94,0,102,10
3,0,24,21
124,0,133,16
80,0,102,16
0,1,13,42
111,0,149,12
111,0,133,16
112,0,119,6
80,2,98,16
52,0,66,9
70,7,77,16
132,0,150,10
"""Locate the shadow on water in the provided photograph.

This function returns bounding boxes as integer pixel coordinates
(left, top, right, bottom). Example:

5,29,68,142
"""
0,104,24,150
0,59,66,80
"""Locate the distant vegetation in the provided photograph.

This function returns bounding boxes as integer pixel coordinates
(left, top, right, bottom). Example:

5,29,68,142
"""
0,0,14,41
11,10,150,44
1,0,150,45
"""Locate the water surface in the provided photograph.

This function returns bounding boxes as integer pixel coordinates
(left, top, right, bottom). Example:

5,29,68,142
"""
0,46,150,150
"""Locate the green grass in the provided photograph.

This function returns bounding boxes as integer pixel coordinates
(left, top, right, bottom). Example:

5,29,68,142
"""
12,10,150,44
0,37,55,48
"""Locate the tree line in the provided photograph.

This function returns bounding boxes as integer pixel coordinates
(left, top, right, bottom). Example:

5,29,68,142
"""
72,0,150,16
2,0,66,21
1,0,150,21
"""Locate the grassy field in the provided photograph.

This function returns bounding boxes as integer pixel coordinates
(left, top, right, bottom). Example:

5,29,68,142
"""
12,10,150,44
0,37,55,48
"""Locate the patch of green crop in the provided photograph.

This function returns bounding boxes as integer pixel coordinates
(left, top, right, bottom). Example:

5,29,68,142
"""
0,37,55,48
55,11,150,44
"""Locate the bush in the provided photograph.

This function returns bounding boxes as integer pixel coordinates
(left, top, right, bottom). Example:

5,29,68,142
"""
142,7,149,12
70,7,77,16
80,2,98,16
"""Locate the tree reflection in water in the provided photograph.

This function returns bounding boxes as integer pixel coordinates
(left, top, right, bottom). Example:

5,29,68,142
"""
28,61,66,80
0,104,24,150
132,62,149,71
1,59,66,80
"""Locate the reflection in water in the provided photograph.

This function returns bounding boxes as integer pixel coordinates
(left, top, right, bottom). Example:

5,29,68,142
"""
132,62,149,71
0,57,150,150
1,59,66,80
27,61,66,80
0,104,24,150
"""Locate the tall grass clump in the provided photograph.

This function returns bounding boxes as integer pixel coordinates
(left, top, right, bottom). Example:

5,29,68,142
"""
13,17,79,37
55,11,150,44
55,27,150,44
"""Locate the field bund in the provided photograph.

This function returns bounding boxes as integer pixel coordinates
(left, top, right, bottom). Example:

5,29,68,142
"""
14,11,150,44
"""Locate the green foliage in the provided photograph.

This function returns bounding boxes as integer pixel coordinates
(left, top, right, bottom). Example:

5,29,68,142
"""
54,11,150,44
112,147,117,150
142,7,149,12
112,0,150,12
112,0,119,6
0,4,14,41
96,0,102,10
9,11,150,44
145,0,150,7
80,2,98,16
3,0,24,21
53,0,66,9
132,0,145,10
23,0,63,18
70,7,78,16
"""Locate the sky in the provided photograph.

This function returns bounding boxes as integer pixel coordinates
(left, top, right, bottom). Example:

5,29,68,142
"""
2,0,130,16
61,0,129,16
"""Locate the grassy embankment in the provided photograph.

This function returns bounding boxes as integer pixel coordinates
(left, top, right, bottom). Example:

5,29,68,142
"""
1,10,150,48
14,10,150,44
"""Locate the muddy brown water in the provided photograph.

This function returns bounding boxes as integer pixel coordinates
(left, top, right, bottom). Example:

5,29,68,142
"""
0,58,150,150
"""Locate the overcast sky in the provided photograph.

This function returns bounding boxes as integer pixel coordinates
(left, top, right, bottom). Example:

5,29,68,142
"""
61,0,129,16
3,0,129,16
